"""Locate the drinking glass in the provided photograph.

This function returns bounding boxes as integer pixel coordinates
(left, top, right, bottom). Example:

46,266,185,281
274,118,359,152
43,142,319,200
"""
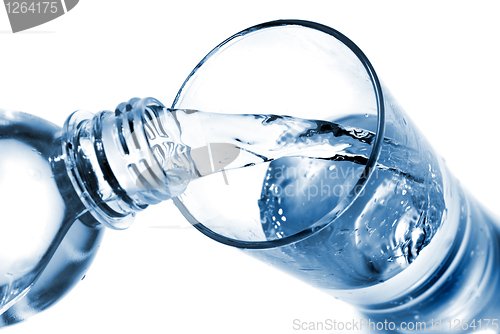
172,20,500,330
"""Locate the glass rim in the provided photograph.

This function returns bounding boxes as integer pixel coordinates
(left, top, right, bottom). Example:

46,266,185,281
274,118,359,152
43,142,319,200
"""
172,19,386,249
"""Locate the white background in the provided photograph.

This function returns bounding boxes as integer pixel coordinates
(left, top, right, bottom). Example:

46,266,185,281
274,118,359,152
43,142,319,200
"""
1,1,499,333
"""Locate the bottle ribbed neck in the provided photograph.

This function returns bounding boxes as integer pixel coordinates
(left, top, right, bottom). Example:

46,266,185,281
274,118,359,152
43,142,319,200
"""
62,97,188,230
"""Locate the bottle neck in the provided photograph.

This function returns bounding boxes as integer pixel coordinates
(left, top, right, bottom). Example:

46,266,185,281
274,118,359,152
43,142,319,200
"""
62,97,192,230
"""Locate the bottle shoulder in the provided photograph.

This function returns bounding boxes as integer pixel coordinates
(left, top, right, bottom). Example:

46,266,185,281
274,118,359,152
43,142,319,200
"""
0,109,61,152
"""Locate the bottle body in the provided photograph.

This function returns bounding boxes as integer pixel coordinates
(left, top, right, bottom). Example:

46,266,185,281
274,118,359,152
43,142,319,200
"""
0,97,194,326
1,219,104,326
0,110,105,326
